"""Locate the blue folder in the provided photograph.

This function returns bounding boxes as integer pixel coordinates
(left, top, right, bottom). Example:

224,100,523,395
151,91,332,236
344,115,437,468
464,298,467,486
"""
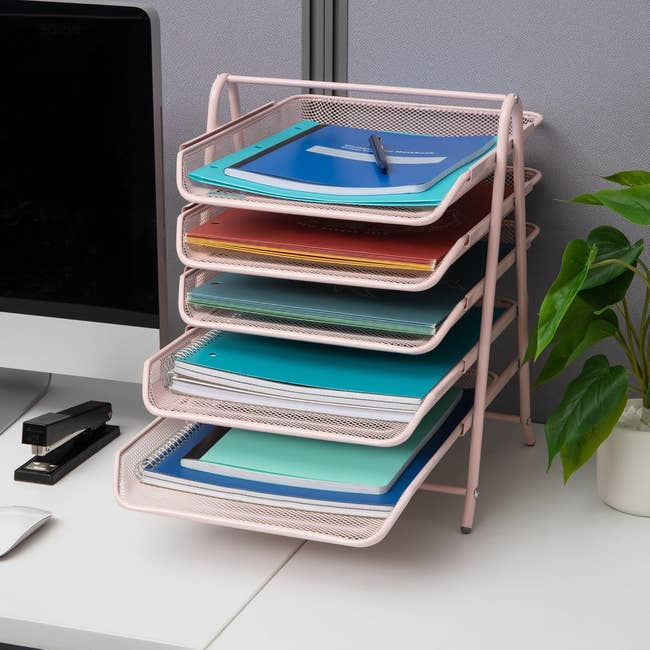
140,390,474,508
188,120,496,206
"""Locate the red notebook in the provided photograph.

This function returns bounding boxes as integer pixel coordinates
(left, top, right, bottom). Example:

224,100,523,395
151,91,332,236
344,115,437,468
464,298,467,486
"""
186,182,510,270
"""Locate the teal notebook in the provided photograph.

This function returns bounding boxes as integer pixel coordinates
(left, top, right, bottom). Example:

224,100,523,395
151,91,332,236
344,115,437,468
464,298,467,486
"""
173,305,503,401
188,120,496,206
187,241,511,336
180,386,462,494
188,275,447,334
187,274,448,335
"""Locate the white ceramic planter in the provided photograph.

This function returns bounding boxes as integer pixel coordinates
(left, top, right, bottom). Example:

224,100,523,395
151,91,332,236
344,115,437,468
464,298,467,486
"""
597,399,650,516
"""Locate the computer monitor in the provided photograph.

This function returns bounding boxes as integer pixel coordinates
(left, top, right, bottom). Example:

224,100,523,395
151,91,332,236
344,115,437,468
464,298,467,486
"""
0,0,166,432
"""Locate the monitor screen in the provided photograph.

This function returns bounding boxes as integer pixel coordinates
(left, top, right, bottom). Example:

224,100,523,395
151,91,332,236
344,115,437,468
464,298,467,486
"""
0,1,161,328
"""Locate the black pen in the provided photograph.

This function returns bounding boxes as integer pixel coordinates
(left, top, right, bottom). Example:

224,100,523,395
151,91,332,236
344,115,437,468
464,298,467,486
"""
369,134,389,174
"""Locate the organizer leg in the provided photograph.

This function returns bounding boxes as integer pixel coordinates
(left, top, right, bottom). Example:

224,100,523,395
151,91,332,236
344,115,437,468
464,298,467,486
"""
461,295,494,532
461,93,516,534
460,423,483,533
518,368,536,447
512,98,536,448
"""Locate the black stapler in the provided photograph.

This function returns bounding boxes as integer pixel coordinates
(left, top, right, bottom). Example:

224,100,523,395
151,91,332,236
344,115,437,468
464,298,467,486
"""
14,401,120,485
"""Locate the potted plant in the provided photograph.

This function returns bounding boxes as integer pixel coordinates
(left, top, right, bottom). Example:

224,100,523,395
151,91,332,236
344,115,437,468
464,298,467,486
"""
527,170,650,514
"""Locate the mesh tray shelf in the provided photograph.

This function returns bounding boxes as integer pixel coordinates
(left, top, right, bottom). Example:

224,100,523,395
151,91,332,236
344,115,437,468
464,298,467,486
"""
117,361,516,547
179,222,538,355
177,94,541,226
142,301,516,446
176,169,540,291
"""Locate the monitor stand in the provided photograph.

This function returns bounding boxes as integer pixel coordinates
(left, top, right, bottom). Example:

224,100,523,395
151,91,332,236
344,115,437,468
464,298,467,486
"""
0,368,51,436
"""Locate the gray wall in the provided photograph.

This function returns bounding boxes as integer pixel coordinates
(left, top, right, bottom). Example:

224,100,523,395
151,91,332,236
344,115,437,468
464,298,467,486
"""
348,0,649,421
146,0,302,338
153,1,647,421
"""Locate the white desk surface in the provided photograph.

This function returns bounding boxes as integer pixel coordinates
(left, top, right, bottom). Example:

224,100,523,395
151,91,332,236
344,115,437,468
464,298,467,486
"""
0,374,303,650
213,416,650,650
3,376,649,650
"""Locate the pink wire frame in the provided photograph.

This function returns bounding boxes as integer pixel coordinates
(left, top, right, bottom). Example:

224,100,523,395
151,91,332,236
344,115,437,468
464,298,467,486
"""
114,75,540,540
200,74,538,534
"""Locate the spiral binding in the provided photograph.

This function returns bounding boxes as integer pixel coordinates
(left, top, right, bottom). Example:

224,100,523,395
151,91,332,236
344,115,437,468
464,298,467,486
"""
173,329,222,362
140,423,201,471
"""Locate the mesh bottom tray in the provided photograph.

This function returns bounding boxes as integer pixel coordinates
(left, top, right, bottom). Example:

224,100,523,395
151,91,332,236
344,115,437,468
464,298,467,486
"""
118,361,517,547
176,168,540,291
142,302,516,446
177,94,542,226
179,222,538,354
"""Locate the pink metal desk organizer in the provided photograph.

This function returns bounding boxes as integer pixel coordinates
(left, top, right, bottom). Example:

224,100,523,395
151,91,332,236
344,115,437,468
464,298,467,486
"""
115,74,543,546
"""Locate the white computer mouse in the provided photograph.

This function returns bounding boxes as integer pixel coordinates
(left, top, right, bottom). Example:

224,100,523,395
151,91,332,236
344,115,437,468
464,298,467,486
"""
0,505,52,558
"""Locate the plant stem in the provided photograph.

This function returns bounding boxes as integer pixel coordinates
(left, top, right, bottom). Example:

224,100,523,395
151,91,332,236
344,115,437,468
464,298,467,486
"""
639,261,650,398
591,259,650,290
616,328,634,362
621,297,648,399
616,330,644,386
640,278,650,386
595,258,650,413
627,367,639,377
622,298,640,348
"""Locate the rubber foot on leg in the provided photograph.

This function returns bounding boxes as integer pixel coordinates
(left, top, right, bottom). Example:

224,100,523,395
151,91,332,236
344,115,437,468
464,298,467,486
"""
460,526,472,534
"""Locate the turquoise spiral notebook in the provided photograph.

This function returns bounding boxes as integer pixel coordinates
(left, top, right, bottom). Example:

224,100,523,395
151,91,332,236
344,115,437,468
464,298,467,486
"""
180,386,462,494
188,120,496,206
171,306,503,404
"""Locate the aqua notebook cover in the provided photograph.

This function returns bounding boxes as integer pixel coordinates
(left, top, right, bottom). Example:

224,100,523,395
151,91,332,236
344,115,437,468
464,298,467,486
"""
140,390,474,508
188,120,497,206
180,386,462,494
173,305,503,400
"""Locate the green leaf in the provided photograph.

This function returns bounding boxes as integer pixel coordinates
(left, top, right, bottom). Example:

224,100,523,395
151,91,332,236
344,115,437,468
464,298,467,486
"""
560,390,627,482
544,355,628,473
582,226,643,289
580,269,635,310
603,170,650,187
570,185,650,226
532,240,597,360
549,295,595,341
570,192,602,205
535,311,617,385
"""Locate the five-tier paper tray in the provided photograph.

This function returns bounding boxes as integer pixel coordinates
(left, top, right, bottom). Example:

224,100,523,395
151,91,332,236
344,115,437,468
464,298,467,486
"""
115,74,543,547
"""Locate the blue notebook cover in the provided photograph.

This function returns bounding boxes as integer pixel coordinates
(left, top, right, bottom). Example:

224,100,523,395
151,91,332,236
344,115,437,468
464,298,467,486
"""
173,306,504,400
225,124,495,195
188,120,497,206
187,240,513,336
139,390,474,508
